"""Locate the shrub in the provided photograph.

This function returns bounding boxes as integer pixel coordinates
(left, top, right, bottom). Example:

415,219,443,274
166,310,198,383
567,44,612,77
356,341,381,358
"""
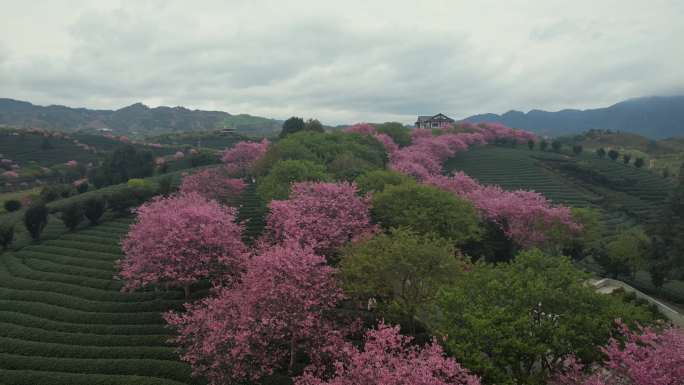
572,144,583,155
0,222,14,250
371,182,481,245
3,199,21,212
551,140,562,152
24,202,49,241
623,153,632,164
596,147,606,158
83,196,106,224
157,175,176,196
39,186,60,202
61,203,84,231
634,157,645,168
527,139,535,150
107,189,141,214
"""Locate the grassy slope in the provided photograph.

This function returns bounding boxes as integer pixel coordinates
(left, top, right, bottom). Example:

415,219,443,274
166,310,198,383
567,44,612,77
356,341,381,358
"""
0,218,195,385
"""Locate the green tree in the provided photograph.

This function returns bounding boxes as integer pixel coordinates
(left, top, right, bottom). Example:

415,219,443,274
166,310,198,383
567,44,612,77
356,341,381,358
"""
327,153,378,181
527,139,535,150
623,153,632,164
304,118,325,133
432,249,655,385
572,144,583,155
634,157,645,168
90,145,154,188
83,196,106,225
596,147,606,158
371,182,481,245
559,207,605,260
608,149,620,161
539,139,548,151
375,122,412,147
355,169,415,195
279,116,306,138
256,159,330,202
24,203,48,241
657,163,684,278
341,228,460,332
598,228,650,279
551,140,562,152
61,203,84,231
0,222,14,250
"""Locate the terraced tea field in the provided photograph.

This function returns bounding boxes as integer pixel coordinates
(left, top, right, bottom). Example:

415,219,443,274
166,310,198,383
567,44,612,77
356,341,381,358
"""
0,218,194,385
444,146,675,235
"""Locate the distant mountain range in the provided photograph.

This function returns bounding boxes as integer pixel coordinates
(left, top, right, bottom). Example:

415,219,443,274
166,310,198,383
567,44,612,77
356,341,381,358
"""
3,96,684,139
0,98,281,137
463,95,684,139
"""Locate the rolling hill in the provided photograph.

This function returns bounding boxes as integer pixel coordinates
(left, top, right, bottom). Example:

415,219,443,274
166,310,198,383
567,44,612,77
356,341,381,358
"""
463,95,684,139
0,98,282,137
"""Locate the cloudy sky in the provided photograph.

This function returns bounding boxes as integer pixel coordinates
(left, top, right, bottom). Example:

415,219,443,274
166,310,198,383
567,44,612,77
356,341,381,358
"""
1,0,682,124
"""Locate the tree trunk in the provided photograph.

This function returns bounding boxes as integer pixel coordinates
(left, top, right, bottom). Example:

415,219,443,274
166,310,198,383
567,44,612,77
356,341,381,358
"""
289,336,295,374
183,284,190,299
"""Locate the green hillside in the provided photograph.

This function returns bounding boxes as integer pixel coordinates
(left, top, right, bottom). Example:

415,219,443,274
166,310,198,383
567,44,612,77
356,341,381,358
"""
149,131,250,150
444,145,675,236
0,218,194,385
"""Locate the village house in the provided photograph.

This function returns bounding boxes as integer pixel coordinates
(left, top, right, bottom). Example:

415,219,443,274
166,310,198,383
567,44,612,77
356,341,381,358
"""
415,113,455,129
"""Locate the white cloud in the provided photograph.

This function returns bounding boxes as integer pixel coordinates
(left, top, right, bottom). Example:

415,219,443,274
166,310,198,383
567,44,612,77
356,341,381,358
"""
0,0,682,124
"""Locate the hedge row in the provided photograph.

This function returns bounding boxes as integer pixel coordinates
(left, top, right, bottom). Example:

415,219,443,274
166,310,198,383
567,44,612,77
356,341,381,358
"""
15,250,117,271
21,257,115,280
0,311,167,335
0,286,182,314
3,254,120,290
0,369,188,385
42,239,122,255
0,335,177,360
0,261,171,303
0,321,168,347
0,300,165,325
0,353,191,383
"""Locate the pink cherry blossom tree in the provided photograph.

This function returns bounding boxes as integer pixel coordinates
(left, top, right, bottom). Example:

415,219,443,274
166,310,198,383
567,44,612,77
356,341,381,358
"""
118,192,247,296
263,181,376,256
552,321,684,385
164,241,345,385
425,172,580,248
179,167,246,205
296,321,482,385
344,123,399,155
221,138,270,176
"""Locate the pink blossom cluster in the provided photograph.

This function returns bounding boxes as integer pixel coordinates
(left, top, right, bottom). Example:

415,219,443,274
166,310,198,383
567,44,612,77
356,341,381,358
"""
344,123,400,155
1,171,18,178
173,151,185,160
165,241,344,385
118,192,247,292
296,321,481,385
221,138,270,176
66,160,78,167
264,181,376,256
426,172,580,247
179,168,247,204
553,321,684,385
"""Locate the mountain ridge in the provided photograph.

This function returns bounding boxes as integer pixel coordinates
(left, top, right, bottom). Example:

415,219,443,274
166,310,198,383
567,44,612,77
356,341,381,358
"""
0,98,281,137
463,95,684,139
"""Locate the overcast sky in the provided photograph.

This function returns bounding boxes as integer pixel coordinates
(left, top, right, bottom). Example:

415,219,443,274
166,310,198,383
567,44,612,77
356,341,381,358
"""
1,0,682,124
